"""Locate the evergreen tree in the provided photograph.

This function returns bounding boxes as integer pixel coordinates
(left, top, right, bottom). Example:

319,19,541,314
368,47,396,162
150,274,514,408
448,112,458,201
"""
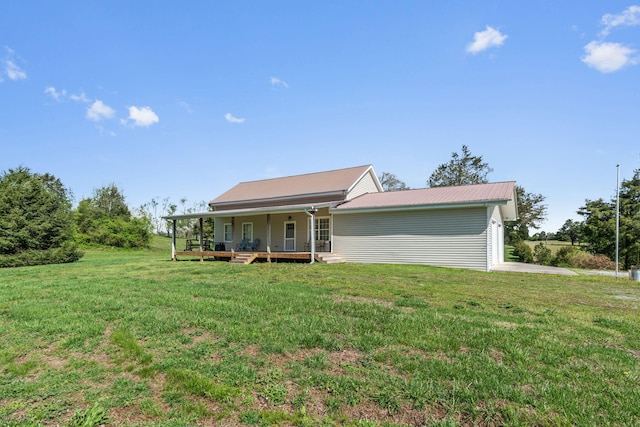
0,166,82,266
579,169,640,269
428,145,493,187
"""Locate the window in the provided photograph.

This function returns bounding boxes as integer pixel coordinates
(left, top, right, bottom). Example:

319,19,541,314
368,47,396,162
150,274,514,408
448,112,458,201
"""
315,217,330,241
242,222,253,241
224,223,232,242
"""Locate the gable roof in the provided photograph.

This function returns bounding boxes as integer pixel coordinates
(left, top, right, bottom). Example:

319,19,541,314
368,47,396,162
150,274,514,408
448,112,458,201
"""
333,181,518,221
210,165,379,208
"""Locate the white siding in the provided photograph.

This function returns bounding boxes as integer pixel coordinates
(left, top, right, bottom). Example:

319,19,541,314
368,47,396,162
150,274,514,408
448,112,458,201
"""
487,206,504,267
333,207,489,270
346,170,381,200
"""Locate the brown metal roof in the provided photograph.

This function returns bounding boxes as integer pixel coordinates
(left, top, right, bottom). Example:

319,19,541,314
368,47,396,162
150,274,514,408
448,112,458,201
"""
334,181,516,210
210,165,374,206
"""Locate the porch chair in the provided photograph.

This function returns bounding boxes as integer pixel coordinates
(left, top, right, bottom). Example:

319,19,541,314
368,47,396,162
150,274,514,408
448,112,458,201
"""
235,238,249,251
247,238,260,251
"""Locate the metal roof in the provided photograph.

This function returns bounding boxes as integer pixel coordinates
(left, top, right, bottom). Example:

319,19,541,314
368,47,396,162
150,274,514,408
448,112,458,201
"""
210,165,375,206
333,181,518,220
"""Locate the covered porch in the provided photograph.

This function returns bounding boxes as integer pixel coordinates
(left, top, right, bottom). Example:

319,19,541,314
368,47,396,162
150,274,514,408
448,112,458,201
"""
164,203,341,264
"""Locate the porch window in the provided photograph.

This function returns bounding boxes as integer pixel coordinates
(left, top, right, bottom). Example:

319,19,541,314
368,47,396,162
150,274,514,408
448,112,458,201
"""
223,223,232,242
315,217,330,241
242,222,253,241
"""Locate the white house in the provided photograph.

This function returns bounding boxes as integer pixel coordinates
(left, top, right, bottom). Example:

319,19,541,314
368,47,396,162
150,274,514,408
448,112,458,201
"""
165,165,518,271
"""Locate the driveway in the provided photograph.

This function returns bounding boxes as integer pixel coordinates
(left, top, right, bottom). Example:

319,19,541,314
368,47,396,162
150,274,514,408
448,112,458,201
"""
491,262,578,276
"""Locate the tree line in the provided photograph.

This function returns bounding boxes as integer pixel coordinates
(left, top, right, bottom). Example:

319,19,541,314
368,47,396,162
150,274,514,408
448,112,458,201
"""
380,145,640,270
3,148,638,270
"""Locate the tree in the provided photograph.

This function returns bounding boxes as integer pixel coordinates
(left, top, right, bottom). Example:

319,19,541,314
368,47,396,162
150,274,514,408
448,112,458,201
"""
578,169,640,269
378,172,409,192
74,185,151,248
0,166,82,266
556,219,583,246
92,184,131,219
505,185,547,242
427,146,546,242
428,145,493,187
138,196,175,235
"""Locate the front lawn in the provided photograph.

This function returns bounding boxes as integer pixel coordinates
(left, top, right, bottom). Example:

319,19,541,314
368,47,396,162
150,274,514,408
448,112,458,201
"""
1,237,638,426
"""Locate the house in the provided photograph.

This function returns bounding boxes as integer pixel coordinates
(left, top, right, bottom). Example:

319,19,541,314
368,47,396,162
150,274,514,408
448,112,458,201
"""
165,165,517,271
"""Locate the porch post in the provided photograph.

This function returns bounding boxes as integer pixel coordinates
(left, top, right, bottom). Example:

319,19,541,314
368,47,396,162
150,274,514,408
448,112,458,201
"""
171,220,177,261
199,217,204,262
231,217,235,256
266,214,272,263
304,207,316,264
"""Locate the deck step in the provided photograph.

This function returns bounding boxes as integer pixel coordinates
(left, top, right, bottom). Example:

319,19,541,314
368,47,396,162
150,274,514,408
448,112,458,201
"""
230,253,257,265
315,253,345,264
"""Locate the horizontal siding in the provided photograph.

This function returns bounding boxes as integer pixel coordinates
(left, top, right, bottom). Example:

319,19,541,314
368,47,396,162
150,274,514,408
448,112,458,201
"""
346,171,380,200
333,208,488,270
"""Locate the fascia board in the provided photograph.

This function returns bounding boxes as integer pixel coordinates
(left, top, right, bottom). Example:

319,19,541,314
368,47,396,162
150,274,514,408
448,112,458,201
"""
210,190,347,208
346,165,383,194
330,200,510,215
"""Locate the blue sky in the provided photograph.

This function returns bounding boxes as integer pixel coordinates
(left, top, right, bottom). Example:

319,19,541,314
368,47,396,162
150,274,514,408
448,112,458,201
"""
1,1,639,232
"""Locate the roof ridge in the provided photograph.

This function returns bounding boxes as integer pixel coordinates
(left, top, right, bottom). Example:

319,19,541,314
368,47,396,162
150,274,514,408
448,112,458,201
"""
235,164,372,185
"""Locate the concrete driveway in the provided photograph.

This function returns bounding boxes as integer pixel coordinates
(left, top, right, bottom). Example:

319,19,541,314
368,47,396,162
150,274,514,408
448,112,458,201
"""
491,262,578,276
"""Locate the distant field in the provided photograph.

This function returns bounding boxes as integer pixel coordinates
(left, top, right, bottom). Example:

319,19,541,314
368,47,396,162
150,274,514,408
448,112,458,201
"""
1,236,638,426
524,239,585,255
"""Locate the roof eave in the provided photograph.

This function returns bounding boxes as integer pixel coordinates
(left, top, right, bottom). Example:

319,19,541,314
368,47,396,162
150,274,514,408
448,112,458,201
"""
209,190,348,208
330,199,512,215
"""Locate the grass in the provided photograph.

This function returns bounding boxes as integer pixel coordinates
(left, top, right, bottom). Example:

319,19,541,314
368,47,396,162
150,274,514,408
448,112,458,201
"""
0,236,639,426
523,239,587,256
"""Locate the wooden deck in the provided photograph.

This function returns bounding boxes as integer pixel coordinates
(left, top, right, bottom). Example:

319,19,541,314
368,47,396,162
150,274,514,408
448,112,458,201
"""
173,250,314,263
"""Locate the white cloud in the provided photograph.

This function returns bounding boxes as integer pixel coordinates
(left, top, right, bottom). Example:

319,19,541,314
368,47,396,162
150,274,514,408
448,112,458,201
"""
601,5,640,36
126,105,159,127
270,76,289,88
466,26,508,54
86,100,116,121
70,91,90,103
224,113,246,124
5,60,27,80
44,86,66,101
582,41,638,73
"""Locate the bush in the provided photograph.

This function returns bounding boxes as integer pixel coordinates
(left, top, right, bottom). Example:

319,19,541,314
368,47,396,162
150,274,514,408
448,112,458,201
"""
0,242,83,268
551,246,616,270
75,217,151,248
552,246,583,267
511,241,533,263
533,243,553,265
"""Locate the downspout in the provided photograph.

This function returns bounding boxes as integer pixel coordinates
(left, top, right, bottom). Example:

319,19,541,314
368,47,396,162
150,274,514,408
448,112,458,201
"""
304,207,317,263
486,207,491,272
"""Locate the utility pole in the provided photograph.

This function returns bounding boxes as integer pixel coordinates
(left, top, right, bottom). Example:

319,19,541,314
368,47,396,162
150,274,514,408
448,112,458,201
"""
615,164,620,279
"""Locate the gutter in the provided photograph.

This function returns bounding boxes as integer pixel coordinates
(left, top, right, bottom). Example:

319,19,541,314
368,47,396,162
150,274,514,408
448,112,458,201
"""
330,200,510,215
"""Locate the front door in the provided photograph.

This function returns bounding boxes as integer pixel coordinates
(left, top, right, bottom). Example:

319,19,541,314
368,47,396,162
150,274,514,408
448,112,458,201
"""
284,221,296,251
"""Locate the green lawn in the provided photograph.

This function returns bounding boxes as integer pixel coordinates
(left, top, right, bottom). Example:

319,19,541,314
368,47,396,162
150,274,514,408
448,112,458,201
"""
1,236,639,426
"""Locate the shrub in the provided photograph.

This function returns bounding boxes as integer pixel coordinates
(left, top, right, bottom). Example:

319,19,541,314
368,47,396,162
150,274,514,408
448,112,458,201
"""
0,242,83,268
552,246,584,268
533,243,553,265
511,241,533,263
